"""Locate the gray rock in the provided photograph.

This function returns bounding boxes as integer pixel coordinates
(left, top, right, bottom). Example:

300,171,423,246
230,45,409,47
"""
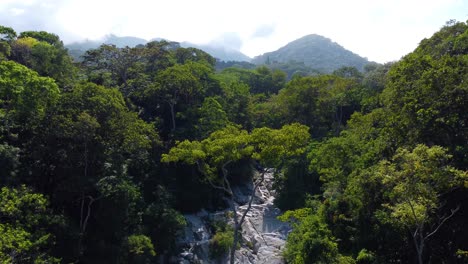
174,171,289,264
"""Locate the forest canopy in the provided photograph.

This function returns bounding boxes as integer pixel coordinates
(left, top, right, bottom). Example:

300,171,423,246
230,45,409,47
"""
0,20,467,263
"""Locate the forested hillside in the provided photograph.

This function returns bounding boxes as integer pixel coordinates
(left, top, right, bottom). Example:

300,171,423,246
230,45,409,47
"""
0,20,467,264
252,34,370,73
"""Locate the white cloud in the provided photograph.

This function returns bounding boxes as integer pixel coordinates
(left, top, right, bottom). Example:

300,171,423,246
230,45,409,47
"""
0,0,466,62
9,8,25,16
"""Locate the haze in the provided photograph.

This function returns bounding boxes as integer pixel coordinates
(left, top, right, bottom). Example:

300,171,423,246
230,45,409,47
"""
0,0,467,63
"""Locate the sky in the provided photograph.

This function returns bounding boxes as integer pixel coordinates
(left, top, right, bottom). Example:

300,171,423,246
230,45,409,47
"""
0,0,467,63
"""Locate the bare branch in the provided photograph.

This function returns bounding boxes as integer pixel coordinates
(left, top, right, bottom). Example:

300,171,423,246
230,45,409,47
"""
424,204,460,240
196,160,231,195
207,178,231,195
239,169,267,226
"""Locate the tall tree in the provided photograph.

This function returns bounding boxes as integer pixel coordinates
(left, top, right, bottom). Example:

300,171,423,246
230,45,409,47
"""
0,60,59,137
375,145,467,264
162,123,310,263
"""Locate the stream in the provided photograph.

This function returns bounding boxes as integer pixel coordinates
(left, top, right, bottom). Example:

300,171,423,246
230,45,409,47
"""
174,170,290,263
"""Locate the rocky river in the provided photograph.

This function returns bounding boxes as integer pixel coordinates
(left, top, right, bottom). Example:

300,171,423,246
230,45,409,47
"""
174,170,290,264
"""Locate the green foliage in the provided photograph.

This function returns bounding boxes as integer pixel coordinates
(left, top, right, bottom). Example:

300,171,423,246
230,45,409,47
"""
0,21,467,264
217,66,286,95
19,31,62,47
141,61,217,138
123,234,156,263
209,222,234,259
456,249,468,260
292,21,468,264
9,32,76,87
0,26,17,42
127,235,156,256
197,97,229,138
163,123,310,185
356,249,375,264
83,44,144,88
252,34,369,73
376,145,466,229
162,125,252,182
0,41,10,59
262,60,320,80
333,66,363,80
382,22,468,166
143,196,187,253
216,81,252,129
270,74,363,138
0,186,62,263
251,123,310,167
175,47,216,67
0,60,60,132
0,143,19,183
281,212,341,264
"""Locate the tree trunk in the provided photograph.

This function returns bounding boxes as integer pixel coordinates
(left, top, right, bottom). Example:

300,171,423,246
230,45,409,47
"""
168,102,176,131
410,204,460,264
417,248,423,264
229,169,267,264
412,234,424,264
229,200,239,264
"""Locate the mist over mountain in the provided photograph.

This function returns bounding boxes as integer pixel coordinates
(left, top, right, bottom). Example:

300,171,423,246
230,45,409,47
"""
66,35,252,62
252,34,371,72
66,33,372,73
180,42,251,62
66,34,148,61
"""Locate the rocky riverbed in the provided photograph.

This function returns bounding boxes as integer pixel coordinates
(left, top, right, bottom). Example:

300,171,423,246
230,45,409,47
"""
174,170,290,264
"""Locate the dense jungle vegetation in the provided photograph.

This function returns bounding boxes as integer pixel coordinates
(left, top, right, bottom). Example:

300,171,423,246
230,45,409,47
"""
0,20,467,263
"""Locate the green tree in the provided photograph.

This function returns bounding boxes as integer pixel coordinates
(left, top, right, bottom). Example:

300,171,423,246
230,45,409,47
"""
19,82,160,261
215,80,252,129
9,32,76,88
0,143,19,184
175,47,216,67
197,97,229,138
279,208,341,264
0,26,17,42
162,123,310,263
143,62,213,136
124,234,156,263
0,26,16,59
0,186,63,263
0,41,10,60
83,44,144,89
375,145,467,264
272,74,362,137
382,21,468,167
0,60,60,136
143,40,176,75
19,31,62,47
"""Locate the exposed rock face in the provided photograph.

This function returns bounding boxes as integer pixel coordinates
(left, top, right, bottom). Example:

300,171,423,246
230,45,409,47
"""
175,171,290,264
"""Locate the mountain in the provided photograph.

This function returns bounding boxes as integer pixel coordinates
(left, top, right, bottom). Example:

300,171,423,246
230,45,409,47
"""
66,35,251,62
251,34,370,72
67,34,148,50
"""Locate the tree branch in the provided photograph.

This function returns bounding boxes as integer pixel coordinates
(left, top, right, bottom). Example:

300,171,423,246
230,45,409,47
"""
196,160,232,196
406,198,422,239
239,169,267,226
424,204,460,240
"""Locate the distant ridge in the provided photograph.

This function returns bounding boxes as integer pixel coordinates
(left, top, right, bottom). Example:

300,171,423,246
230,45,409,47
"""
66,34,370,69
251,34,370,72
65,35,251,62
